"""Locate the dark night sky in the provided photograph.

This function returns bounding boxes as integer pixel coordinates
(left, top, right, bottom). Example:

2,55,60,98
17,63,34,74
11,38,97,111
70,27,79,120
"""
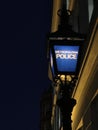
0,1,52,130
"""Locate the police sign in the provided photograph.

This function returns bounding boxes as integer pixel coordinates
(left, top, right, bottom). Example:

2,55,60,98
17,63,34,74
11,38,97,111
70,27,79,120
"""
54,45,80,73
55,50,78,59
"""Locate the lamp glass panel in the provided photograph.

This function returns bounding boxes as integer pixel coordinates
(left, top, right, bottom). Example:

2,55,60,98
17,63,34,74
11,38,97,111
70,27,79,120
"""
54,45,80,73
50,49,55,76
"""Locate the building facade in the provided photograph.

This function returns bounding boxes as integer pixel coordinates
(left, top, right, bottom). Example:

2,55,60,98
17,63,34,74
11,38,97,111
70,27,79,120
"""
72,0,98,129
48,0,98,130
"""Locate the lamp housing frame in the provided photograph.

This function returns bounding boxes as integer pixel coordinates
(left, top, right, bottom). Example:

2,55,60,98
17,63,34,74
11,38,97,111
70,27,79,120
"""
48,37,84,79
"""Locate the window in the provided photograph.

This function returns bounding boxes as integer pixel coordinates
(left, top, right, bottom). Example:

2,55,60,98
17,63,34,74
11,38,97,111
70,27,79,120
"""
88,0,94,22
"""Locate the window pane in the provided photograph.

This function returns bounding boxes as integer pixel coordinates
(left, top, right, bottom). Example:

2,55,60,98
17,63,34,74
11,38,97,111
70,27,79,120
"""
88,0,94,22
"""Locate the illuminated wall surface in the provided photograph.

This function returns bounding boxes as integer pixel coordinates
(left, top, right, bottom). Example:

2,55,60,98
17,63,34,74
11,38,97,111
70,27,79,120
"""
54,45,80,72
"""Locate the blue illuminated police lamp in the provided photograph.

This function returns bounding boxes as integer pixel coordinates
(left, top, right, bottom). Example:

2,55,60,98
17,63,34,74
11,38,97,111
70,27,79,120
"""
48,36,84,79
